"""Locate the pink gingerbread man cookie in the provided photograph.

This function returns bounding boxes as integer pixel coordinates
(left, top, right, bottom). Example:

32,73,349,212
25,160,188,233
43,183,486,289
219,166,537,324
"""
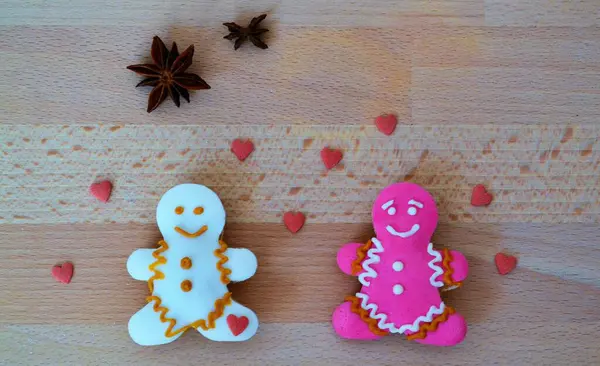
332,183,469,346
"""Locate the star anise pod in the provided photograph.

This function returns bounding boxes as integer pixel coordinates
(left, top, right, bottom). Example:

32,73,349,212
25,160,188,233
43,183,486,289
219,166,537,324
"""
127,36,210,113
223,14,269,50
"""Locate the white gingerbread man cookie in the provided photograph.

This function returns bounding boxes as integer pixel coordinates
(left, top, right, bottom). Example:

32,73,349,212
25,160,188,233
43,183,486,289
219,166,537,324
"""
127,184,259,345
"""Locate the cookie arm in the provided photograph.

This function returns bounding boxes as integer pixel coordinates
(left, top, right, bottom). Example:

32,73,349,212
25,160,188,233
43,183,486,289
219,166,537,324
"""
440,249,469,288
337,243,363,276
224,248,257,282
127,248,155,281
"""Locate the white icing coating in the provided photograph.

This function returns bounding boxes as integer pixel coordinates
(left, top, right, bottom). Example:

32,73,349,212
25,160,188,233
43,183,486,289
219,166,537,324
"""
198,300,259,342
127,248,155,281
381,200,394,210
155,184,226,244
427,243,444,288
357,237,384,287
355,292,446,334
408,199,423,208
392,284,404,295
225,248,258,282
392,261,404,272
127,184,259,345
407,207,417,216
129,302,184,346
386,223,420,238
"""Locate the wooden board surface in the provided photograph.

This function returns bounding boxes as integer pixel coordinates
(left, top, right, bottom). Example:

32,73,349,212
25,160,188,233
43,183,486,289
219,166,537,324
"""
1,0,600,365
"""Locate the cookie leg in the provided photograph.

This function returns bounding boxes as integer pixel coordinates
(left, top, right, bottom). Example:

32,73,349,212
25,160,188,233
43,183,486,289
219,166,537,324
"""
413,312,467,347
128,302,183,346
198,300,259,342
332,301,384,340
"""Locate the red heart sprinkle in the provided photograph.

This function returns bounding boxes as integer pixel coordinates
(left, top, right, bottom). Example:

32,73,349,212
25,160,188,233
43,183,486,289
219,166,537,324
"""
227,314,249,336
90,180,112,203
320,147,343,170
374,114,398,136
283,211,305,233
494,253,517,275
231,139,254,161
52,262,74,284
471,184,493,207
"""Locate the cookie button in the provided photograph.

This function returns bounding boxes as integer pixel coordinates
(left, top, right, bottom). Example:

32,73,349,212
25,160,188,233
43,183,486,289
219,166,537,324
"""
180,280,193,292
392,284,404,295
392,261,404,272
180,257,192,269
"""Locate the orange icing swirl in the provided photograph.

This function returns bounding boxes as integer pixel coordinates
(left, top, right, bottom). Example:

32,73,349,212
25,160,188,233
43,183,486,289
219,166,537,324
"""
345,295,389,336
441,248,462,290
215,240,232,284
147,292,232,337
351,240,373,275
406,306,456,340
147,240,168,293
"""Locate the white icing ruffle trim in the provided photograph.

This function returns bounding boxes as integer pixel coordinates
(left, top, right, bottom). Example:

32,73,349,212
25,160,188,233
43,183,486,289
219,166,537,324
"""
355,292,446,334
427,243,444,288
353,238,447,333
357,238,383,287
358,239,443,289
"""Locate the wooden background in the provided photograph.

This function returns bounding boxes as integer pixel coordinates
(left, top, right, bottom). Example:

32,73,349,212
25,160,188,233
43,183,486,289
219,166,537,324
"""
1,0,600,365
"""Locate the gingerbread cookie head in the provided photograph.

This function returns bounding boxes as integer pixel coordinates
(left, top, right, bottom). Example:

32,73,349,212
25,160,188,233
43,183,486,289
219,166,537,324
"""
156,183,226,243
372,182,438,246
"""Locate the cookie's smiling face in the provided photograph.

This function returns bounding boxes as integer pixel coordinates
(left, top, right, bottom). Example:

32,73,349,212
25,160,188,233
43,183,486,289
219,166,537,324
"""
372,183,438,245
156,184,226,241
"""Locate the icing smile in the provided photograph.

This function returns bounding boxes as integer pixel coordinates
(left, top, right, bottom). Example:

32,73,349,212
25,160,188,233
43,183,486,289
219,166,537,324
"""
386,224,420,238
174,225,208,238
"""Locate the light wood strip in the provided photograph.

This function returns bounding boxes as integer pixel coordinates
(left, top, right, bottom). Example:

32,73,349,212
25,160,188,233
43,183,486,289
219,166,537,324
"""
1,322,599,365
1,123,598,224
2,25,600,125
485,0,600,27
1,223,599,325
0,0,484,26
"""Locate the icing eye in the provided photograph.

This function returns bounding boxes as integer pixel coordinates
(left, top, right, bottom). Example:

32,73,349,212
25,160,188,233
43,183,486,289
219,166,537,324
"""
175,206,184,215
193,207,204,215
387,207,396,215
407,207,417,216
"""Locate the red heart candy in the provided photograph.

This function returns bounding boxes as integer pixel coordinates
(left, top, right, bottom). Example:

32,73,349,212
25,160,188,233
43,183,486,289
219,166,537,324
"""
231,139,254,161
52,262,74,284
90,180,112,203
471,184,493,207
494,253,517,275
283,211,305,233
320,147,343,170
374,114,397,136
227,314,249,336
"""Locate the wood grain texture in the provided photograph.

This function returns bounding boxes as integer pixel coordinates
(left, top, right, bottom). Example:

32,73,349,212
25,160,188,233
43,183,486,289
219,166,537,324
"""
1,0,600,364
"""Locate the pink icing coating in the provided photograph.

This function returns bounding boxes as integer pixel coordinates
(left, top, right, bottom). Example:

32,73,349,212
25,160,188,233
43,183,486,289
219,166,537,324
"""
336,243,362,275
447,250,469,283
332,182,469,346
